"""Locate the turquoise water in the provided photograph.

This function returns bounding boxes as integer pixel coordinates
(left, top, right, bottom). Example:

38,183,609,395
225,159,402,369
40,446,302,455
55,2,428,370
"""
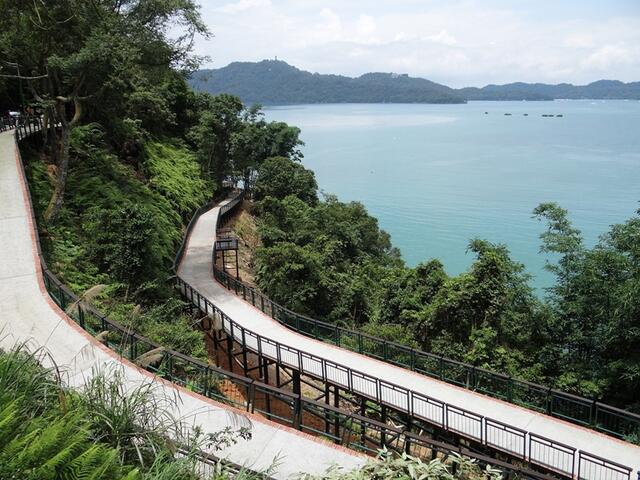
264,101,640,290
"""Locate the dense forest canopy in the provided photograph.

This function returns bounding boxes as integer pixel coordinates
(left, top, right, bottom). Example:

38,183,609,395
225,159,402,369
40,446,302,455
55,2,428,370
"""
249,157,640,418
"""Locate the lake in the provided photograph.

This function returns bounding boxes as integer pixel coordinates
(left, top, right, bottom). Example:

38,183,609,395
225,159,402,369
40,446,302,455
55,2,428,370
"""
264,101,640,290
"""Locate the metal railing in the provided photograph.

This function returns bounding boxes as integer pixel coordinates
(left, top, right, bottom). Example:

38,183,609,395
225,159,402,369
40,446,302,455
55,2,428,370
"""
187,190,635,480
13,121,635,480
12,126,559,479
1,114,44,139
211,238,640,443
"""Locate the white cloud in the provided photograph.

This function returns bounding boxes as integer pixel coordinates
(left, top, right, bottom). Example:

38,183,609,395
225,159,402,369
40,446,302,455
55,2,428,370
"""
424,29,457,46
194,1,640,86
356,14,377,36
216,0,271,15
581,44,639,70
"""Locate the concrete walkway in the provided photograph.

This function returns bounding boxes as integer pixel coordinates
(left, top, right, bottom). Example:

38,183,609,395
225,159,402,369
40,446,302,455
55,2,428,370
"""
177,200,640,478
0,130,366,478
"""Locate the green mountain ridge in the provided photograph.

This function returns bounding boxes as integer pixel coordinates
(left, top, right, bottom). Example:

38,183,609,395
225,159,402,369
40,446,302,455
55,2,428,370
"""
189,60,466,104
190,60,640,104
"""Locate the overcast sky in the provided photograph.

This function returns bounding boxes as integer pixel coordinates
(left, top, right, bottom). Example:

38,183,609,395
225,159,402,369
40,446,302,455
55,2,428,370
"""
193,0,640,87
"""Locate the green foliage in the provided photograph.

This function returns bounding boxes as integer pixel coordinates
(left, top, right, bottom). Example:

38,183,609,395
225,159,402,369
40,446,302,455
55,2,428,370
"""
254,157,318,205
144,142,211,217
534,203,640,408
0,348,136,480
0,348,258,479
83,203,156,290
255,194,400,322
187,94,303,188
298,450,503,480
78,368,184,468
128,299,208,359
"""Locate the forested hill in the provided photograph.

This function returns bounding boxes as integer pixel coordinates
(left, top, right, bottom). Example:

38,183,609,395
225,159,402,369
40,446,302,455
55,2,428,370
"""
189,60,466,104
190,60,640,103
459,80,640,100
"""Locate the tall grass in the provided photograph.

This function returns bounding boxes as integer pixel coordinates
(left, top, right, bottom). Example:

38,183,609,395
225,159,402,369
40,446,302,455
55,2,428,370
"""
0,345,266,479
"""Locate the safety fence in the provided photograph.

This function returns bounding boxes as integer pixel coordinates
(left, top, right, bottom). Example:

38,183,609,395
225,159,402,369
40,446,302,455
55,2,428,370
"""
11,123,271,479
212,234,640,443
12,125,559,479
2,114,45,139
197,190,635,480
13,118,635,480
36,218,559,480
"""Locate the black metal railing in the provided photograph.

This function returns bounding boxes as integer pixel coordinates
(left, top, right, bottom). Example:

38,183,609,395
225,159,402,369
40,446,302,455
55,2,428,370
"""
2,114,44,139
11,126,556,479
187,190,635,480
211,239,640,443
32,211,556,479
13,121,635,480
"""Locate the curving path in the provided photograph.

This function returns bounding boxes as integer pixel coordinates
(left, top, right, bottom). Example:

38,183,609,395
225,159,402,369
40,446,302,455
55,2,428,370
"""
177,197,640,479
0,129,366,478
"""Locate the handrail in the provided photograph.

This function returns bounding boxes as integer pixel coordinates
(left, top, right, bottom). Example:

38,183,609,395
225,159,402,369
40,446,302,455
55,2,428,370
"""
211,226,640,442
196,190,636,480
11,123,635,480
9,125,564,479
9,122,272,478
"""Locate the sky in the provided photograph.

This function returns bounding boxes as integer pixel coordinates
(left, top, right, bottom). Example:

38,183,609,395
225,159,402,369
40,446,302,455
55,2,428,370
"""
192,0,640,87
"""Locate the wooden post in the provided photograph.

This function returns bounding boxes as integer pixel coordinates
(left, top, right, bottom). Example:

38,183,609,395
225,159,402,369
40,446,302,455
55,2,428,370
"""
226,335,233,373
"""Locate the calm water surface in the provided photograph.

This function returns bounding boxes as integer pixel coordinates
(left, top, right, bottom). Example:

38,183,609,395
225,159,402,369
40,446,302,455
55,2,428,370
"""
264,101,640,290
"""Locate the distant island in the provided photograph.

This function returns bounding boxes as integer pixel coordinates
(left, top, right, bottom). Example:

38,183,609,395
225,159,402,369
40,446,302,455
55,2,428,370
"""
190,60,640,105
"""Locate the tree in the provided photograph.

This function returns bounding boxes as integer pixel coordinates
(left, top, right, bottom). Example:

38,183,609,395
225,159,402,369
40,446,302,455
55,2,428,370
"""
534,203,640,404
0,0,208,221
187,93,244,184
82,202,157,295
188,97,304,191
254,156,318,204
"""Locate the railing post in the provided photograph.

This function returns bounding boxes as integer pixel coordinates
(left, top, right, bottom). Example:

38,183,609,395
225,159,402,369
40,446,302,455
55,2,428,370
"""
241,329,248,377
78,304,85,329
166,353,173,380
129,335,137,360
589,400,597,426
58,284,66,309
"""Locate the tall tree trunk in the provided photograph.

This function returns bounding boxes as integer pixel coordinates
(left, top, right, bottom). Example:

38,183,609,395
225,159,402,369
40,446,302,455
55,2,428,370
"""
43,97,81,222
44,124,70,221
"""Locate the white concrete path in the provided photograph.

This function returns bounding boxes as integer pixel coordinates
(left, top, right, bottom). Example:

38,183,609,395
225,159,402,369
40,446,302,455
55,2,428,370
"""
177,199,640,479
0,130,366,478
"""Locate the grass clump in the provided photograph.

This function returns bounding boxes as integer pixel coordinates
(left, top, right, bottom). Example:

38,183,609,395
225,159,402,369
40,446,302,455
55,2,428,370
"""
0,346,257,480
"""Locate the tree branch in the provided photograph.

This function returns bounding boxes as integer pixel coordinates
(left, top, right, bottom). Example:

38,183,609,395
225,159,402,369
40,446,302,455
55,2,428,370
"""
0,73,48,80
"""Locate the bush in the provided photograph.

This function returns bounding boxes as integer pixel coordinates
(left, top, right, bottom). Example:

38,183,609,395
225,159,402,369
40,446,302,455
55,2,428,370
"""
83,202,157,292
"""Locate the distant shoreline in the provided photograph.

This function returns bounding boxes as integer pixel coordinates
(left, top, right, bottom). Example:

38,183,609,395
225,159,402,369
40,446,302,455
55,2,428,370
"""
260,98,638,107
